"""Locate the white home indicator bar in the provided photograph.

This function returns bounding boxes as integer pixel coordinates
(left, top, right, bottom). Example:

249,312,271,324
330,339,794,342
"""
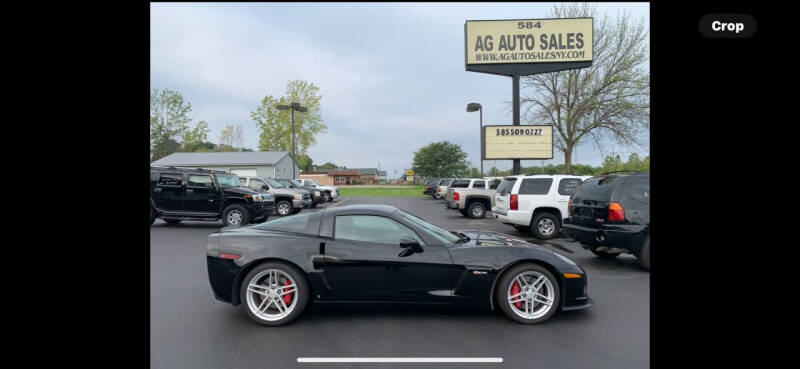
297,357,503,363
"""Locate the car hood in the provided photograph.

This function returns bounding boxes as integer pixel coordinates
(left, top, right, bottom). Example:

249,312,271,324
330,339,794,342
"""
453,229,545,249
222,186,260,196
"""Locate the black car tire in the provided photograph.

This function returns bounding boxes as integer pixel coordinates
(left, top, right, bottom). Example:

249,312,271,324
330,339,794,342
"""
149,206,156,225
530,212,560,240
239,261,309,326
467,202,486,219
276,200,293,216
459,209,469,217
496,263,561,324
222,204,250,226
324,192,331,202
638,235,650,271
590,248,621,259
164,219,182,224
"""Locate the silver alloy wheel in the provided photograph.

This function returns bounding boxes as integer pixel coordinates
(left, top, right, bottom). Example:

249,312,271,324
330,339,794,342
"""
227,209,243,225
246,269,298,322
537,218,555,236
277,202,291,216
507,271,555,320
325,193,331,202
471,204,484,217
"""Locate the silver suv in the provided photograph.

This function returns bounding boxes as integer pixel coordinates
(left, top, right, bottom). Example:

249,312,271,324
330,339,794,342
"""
239,176,312,216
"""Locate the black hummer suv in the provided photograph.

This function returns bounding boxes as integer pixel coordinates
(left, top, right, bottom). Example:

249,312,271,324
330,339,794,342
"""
563,172,650,271
150,166,275,226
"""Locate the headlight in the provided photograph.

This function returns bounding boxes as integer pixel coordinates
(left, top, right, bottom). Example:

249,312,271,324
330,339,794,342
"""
294,194,301,200
553,251,577,266
314,191,320,196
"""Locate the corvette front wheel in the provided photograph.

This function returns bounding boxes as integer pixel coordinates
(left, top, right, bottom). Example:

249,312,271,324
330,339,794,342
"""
240,262,308,326
496,263,560,324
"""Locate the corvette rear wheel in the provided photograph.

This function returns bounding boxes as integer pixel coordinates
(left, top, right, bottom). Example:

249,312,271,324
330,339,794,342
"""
496,263,560,324
240,262,308,326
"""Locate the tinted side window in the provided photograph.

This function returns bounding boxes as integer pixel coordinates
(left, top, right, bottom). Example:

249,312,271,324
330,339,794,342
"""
187,174,213,187
625,177,650,205
253,212,322,235
518,178,553,195
334,215,425,245
473,180,485,189
558,178,583,196
489,179,501,189
450,180,470,188
496,178,517,195
159,173,183,186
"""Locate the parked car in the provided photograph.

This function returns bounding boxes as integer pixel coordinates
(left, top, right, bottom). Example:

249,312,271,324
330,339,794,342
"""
274,178,323,207
563,172,650,271
492,174,592,239
295,178,339,202
150,166,274,226
423,178,440,196
206,204,592,326
434,178,454,199
239,176,312,216
446,178,502,218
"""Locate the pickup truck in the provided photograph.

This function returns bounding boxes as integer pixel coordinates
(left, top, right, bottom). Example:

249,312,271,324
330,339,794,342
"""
445,178,502,218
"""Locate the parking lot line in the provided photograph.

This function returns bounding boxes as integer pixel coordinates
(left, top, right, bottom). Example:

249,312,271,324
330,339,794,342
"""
325,198,349,209
297,357,503,363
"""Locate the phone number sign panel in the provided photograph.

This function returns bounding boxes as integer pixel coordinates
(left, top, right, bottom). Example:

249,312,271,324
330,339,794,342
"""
482,125,554,160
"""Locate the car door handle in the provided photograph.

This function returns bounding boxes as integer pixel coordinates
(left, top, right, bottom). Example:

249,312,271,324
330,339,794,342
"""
154,188,162,193
186,189,194,194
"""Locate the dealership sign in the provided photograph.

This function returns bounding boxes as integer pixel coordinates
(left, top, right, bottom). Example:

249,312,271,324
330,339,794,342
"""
482,125,553,160
466,18,593,65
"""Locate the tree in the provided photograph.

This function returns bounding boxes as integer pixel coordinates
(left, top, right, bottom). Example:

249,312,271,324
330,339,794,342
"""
412,141,470,178
218,124,244,151
151,88,192,161
520,3,650,173
181,120,210,152
468,167,481,178
298,154,313,172
251,80,328,154
318,162,338,170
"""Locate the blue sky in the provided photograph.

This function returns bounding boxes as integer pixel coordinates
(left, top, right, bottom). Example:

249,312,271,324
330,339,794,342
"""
151,2,649,178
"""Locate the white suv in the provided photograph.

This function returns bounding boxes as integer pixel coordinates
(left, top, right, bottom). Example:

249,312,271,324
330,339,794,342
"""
492,174,591,239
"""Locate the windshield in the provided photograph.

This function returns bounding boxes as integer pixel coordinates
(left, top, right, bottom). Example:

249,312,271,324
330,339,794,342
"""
308,179,322,186
216,174,242,188
395,210,461,245
264,177,284,188
277,179,296,188
291,179,304,187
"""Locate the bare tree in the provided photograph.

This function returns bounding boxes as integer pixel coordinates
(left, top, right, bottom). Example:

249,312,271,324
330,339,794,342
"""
521,3,650,173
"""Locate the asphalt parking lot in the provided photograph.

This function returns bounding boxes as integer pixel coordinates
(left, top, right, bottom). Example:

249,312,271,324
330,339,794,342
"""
150,196,649,369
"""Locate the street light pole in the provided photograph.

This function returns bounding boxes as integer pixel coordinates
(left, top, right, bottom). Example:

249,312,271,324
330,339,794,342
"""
276,103,308,180
466,102,483,178
291,107,296,179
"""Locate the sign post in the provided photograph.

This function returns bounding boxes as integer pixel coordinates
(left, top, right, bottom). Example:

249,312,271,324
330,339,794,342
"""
465,17,593,175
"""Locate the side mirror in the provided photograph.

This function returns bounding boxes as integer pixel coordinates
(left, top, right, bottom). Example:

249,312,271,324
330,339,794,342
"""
399,237,423,255
261,184,270,190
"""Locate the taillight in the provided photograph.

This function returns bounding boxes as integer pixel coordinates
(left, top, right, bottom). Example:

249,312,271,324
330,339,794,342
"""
510,194,518,211
453,192,460,201
568,198,572,215
608,202,625,222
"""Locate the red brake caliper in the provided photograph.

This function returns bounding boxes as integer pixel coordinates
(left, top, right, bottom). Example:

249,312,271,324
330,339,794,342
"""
511,281,522,309
283,279,294,305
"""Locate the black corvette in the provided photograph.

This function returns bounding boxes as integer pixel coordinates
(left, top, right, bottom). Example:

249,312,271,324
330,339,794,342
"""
206,204,593,326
